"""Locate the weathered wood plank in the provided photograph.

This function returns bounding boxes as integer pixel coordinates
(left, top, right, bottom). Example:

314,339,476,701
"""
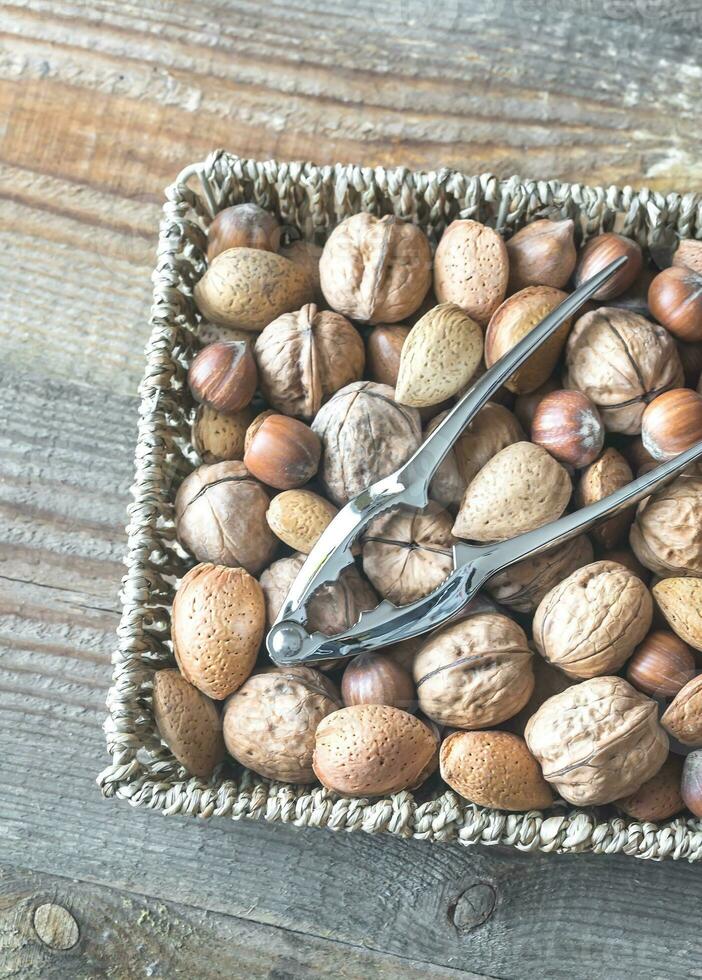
0,865,487,980
1,373,702,979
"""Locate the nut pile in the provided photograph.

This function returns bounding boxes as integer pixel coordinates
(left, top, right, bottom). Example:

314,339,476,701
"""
154,202,702,821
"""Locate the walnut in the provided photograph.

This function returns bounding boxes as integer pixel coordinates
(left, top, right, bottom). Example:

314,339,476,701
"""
254,304,365,421
564,308,683,433
319,213,432,324
175,461,277,575
575,448,634,549
453,442,571,542
413,613,534,728
259,553,377,637
525,676,669,805
223,666,341,783
427,401,524,508
630,472,702,576
312,381,422,505
362,505,455,605
533,560,653,678
486,535,594,613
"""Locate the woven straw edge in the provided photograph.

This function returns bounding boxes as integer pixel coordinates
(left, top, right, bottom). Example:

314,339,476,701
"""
98,149,702,862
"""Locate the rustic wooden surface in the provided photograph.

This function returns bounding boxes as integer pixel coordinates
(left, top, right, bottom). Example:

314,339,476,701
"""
2,1,702,977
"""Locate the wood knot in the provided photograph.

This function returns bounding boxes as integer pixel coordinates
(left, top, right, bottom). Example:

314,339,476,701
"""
448,881,497,933
33,903,80,950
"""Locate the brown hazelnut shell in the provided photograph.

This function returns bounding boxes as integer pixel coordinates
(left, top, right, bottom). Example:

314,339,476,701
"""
575,233,643,300
207,203,281,261
626,630,696,699
648,266,702,342
341,653,416,712
506,218,576,292
244,415,321,490
188,341,257,414
641,388,702,462
531,389,604,468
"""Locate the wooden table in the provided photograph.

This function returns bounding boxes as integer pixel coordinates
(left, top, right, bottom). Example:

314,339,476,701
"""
2,2,702,976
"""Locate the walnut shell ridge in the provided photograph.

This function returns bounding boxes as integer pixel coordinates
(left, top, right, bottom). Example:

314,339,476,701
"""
533,560,653,679
223,667,341,783
312,381,422,505
564,308,683,434
525,676,668,805
486,535,594,614
630,473,702,577
319,213,432,324
413,613,534,728
254,304,365,421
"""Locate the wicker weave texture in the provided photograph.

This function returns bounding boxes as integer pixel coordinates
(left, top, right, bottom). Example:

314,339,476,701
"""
97,150,702,862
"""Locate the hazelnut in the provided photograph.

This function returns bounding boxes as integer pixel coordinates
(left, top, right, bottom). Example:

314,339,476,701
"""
525,676,668,805
564,308,683,433
244,414,321,490
413,613,534,728
244,410,275,454
574,233,643,300
260,553,377,637
266,489,337,553
341,653,416,712
621,435,657,476
486,534,593,614
533,560,653,679
175,461,277,575
531,389,604,468
171,563,265,700
279,240,324,303
681,750,702,817
599,547,650,583
362,505,455,606
313,704,439,797
648,266,702,342
615,754,684,822
505,218,577,292
194,247,314,332
453,442,571,543
206,203,281,261
395,304,483,408
254,304,365,421
630,472,702,577
440,730,553,811
188,341,257,414
366,324,409,387
672,239,702,277
575,448,634,549
319,213,432,324
485,286,572,394
514,378,559,431
641,388,702,461
653,577,702,651
661,675,702,746
433,219,509,325
626,630,696,699
312,381,422,506
223,666,340,783
192,404,253,463
153,669,225,778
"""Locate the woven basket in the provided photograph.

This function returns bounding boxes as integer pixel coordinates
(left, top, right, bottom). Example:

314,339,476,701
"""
98,149,702,862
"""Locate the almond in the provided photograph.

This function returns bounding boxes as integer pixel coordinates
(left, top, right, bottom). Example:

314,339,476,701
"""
152,668,225,778
452,441,571,542
653,577,702,651
433,220,509,326
312,704,438,797
614,754,684,822
440,730,553,811
485,286,571,394
192,404,253,463
661,675,702,746
171,563,265,700
194,247,314,331
266,489,338,553
395,303,483,408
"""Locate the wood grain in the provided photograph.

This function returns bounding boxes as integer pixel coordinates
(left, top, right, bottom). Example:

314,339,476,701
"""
3,2,702,975
0,866,484,980
2,374,702,978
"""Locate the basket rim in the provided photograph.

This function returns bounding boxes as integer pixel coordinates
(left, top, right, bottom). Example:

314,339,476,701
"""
97,149,702,863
